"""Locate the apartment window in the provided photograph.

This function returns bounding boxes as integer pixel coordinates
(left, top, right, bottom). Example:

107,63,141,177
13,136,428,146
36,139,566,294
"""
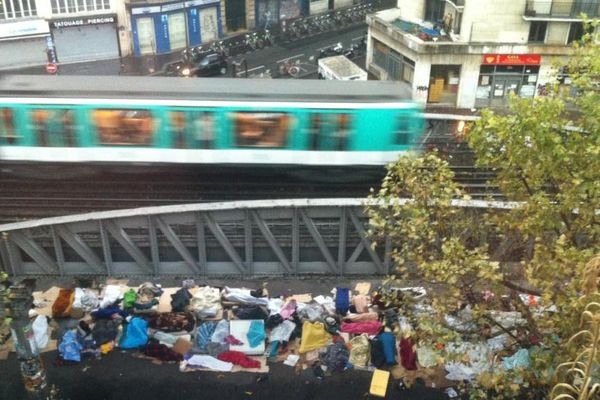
425,0,444,22
528,21,547,43
567,22,585,44
372,41,415,84
0,0,38,20
51,0,110,14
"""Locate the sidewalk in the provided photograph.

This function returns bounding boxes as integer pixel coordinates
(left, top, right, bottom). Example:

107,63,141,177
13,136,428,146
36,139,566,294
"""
0,52,184,77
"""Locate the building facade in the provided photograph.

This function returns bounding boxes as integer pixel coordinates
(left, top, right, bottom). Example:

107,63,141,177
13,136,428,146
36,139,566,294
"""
0,0,129,69
128,0,223,55
366,0,595,109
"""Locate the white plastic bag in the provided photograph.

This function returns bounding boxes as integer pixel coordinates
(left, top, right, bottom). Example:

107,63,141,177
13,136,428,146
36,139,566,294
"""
31,315,49,350
210,319,230,344
269,320,296,342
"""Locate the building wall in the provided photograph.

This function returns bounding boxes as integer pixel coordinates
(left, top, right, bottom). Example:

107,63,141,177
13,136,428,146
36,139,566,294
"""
367,0,582,110
396,0,424,21
463,0,529,43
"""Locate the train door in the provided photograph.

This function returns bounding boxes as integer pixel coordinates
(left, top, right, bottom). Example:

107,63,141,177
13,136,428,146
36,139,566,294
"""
26,107,78,147
306,111,353,151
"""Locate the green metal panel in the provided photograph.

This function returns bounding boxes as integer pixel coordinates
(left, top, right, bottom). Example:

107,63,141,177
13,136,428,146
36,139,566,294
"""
353,108,395,151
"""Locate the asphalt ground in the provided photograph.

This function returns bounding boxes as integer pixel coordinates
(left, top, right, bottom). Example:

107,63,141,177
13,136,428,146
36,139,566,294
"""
0,349,452,400
0,277,460,400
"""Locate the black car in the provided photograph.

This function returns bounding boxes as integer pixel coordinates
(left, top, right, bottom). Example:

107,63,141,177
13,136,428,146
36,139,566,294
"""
184,52,228,77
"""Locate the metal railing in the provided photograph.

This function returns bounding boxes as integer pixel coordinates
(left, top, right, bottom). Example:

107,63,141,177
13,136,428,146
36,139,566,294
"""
525,0,600,18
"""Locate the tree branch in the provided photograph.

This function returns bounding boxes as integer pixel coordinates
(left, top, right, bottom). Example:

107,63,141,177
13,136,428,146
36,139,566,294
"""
501,279,542,296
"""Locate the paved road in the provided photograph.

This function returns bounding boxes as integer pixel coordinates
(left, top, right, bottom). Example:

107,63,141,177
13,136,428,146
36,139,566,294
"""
0,25,367,79
0,350,454,400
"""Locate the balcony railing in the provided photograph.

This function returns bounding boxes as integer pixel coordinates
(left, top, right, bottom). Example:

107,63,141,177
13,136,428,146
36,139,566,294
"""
525,0,600,18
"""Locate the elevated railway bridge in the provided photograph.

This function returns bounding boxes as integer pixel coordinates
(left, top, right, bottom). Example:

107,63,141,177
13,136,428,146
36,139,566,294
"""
0,198,518,278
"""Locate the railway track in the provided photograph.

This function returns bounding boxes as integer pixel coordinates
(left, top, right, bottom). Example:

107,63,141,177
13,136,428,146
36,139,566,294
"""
0,164,499,224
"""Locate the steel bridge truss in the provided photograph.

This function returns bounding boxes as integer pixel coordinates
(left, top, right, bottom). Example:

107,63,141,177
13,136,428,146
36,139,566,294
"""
0,199,393,277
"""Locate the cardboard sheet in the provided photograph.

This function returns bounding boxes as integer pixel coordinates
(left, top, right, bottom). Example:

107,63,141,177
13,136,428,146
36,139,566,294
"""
286,294,312,303
354,282,371,296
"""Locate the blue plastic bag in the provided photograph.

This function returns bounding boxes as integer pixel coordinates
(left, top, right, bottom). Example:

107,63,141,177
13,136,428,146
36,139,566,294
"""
120,317,148,349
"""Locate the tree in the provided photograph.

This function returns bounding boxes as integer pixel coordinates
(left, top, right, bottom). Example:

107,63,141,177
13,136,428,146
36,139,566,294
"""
365,22,600,399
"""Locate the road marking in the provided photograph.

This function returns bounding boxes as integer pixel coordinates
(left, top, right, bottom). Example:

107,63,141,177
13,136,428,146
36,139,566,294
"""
351,36,364,41
236,65,265,76
276,54,304,63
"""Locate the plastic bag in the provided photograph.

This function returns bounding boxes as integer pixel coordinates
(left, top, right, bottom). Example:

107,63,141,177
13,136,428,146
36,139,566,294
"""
349,334,370,367
31,315,49,350
210,320,230,344
416,346,439,368
269,320,296,342
502,348,530,370
59,331,82,362
296,302,324,322
120,317,149,349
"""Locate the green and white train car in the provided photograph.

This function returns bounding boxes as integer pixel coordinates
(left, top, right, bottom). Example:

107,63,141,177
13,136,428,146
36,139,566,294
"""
0,75,423,166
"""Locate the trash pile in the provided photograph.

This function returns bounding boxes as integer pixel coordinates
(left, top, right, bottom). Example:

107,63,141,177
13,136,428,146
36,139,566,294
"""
2,278,549,398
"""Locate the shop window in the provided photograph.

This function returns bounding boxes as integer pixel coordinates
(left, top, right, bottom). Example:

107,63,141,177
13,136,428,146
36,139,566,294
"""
0,108,19,144
428,65,461,105
567,22,585,44
191,111,215,149
231,112,292,148
29,109,76,147
92,109,155,146
528,21,547,43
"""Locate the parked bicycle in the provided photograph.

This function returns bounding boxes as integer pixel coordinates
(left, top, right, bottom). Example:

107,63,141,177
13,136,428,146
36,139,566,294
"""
279,59,301,78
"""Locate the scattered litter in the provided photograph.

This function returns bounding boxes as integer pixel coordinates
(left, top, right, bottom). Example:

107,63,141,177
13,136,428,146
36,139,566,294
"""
283,354,300,367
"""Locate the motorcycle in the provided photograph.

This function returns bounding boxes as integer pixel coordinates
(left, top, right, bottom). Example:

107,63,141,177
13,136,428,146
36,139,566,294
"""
316,42,344,61
245,32,264,50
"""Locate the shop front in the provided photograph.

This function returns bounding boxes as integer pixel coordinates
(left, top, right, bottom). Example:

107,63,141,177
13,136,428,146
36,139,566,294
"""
475,54,541,108
255,0,307,30
130,0,222,56
0,19,50,70
49,15,120,64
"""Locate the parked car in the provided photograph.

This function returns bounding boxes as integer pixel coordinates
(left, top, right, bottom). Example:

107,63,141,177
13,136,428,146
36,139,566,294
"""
181,52,228,77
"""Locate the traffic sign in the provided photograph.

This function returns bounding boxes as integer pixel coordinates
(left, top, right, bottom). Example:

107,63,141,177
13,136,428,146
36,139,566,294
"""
46,63,58,74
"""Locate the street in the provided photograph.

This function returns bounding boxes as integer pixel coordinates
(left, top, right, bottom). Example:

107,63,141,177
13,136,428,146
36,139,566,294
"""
1,25,367,79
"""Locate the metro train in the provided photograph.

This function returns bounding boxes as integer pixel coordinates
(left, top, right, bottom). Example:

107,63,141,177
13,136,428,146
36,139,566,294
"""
0,75,423,167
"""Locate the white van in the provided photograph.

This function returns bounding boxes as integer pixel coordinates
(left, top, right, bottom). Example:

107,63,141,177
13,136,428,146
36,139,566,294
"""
317,55,368,81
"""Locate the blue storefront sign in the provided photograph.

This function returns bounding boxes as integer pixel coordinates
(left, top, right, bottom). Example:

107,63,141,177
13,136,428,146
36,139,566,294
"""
130,0,221,56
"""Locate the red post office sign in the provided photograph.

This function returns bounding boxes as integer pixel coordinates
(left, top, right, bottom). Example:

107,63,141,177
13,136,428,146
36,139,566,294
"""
482,54,541,65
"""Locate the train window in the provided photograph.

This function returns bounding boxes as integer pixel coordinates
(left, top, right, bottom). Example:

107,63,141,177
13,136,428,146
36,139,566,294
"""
308,113,352,150
92,109,155,146
0,108,19,144
191,111,215,149
230,112,292,148
169,111,187,148
29,109,76,147
395,116,412,145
